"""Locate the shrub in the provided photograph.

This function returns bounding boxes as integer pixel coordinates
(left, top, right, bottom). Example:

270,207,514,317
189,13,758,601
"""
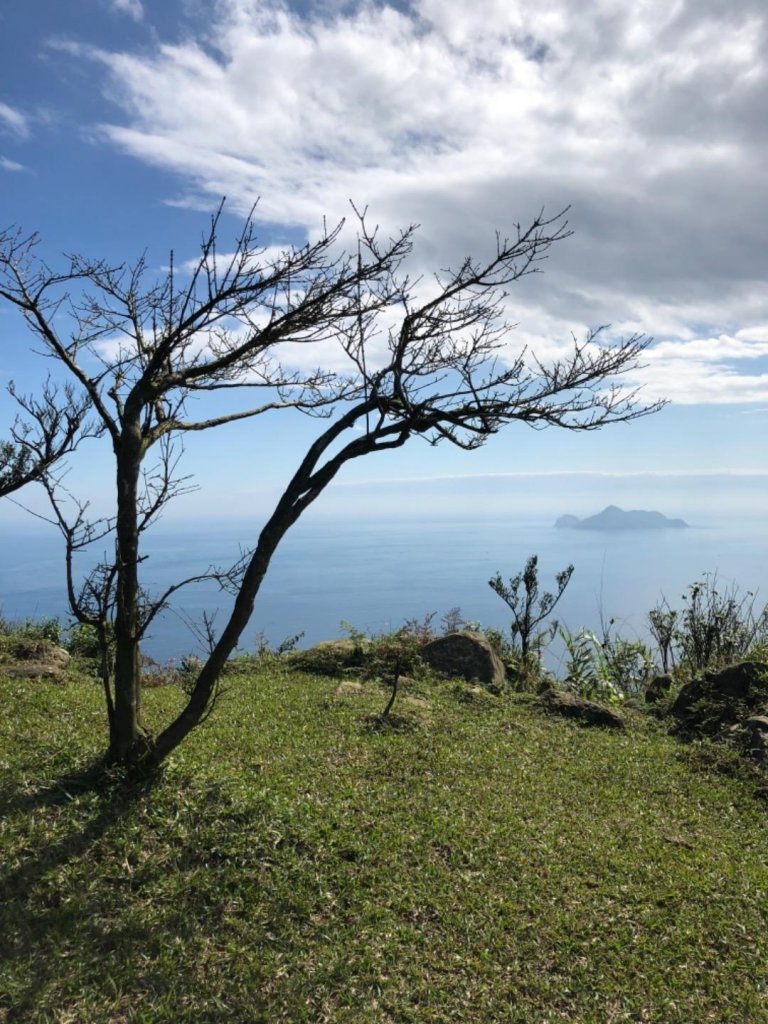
362,628,429,718
8,616,62,645
559,627,625,705
440,606,465,633
649,576,768,675
399,612,437,642
599,624,655,698
0,616,63,661
139,653,183,688
177,654,204,694
489,554,573,687
287,639,368,677
254,630,305,657
363,629,427,682
66,622,103,661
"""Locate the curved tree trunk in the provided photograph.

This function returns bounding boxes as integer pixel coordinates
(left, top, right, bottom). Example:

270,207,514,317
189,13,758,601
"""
150,510,291,764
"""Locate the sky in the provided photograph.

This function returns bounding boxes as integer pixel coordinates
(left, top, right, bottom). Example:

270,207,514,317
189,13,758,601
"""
1,0,767,525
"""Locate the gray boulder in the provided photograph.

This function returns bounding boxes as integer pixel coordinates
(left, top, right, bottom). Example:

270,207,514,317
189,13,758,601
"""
746,716,768,765
539,687,624,729
645,672,673,703
5,663,65,680
422,631,506,690
2,642,70,680
671,661,768,737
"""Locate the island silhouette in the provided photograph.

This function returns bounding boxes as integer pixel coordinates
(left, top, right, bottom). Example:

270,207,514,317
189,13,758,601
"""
555,505,689,531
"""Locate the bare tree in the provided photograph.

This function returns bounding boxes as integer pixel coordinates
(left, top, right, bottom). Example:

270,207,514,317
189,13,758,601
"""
0,205,663,768
0,381,90,497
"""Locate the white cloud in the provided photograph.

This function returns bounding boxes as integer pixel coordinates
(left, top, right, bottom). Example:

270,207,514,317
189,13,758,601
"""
109,0,144,21
62,0,768,406
625,325,768,405
0,156,24,172
0,102,28,138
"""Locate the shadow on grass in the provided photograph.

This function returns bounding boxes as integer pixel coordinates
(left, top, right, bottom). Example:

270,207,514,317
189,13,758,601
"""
0,765,303,1022
0,756,155,814
0,762,169,1018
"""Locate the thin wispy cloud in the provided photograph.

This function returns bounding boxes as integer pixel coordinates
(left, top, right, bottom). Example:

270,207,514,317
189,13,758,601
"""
108,0,144,21
0,102,28,138
0,156,24,173
337,467,768,488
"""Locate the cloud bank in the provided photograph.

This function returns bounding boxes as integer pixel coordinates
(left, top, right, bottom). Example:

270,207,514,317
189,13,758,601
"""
65,1,768,403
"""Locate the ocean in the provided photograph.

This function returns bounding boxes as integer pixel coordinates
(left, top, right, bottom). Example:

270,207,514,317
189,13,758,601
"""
1,513,766,671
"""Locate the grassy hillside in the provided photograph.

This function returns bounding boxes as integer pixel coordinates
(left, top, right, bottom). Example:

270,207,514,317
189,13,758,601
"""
2,664,767,1023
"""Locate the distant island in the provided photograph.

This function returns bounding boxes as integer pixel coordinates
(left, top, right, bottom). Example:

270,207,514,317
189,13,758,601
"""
555,505,689,531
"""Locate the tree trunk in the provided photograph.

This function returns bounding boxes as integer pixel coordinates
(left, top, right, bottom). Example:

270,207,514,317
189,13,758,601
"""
150,401,396,766
109,427,149,764
150,502,300,764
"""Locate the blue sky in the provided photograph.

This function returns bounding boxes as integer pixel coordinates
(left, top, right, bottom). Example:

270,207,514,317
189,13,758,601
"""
1,0,767,525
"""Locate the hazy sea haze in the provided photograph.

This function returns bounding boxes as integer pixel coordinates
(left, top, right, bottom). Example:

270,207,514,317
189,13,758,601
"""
1,512,766,670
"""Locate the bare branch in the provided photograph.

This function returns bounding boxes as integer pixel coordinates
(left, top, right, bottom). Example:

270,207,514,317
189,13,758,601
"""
0,380,97,497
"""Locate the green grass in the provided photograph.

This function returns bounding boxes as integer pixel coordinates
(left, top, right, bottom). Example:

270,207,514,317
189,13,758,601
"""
2,665,768,1023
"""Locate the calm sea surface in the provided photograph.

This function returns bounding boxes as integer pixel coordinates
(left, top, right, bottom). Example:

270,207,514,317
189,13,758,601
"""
1,514,766,669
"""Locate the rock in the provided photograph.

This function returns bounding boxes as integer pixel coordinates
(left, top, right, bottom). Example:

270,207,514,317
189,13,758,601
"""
2,642,71,680
746,716,768,764
47,645,71,669
289,639,366,676
671,661,768,737
455,683,497,706
5,663,65,679
334,680,364,696
422,631,506,690
539,687,625,729
645,673,673,703
623,697,647,712
10,640,70,668
403,695,431,709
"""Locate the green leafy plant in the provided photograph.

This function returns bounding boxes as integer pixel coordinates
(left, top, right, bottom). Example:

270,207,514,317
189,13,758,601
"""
254,630,305,658
400,612,437,641
747,639,768,664
489,555,573,687
440,606,465,633
66,622,104,661
599,622,654,697
679,576,766,671
178,654,204,694
0,616,63,662
17,616,62,646
648,601,679,673
559,626,625,705
339,619,372,652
